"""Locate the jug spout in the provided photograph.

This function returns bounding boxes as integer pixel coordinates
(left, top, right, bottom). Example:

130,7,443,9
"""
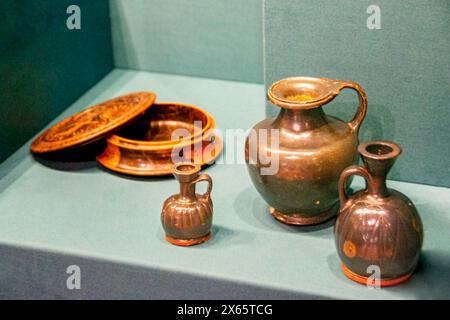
358,141,402,197
268,77,343,110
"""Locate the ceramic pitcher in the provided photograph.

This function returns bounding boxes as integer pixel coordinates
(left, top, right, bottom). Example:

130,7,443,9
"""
161,163,213,246
335,141,423,287
245,77,367,225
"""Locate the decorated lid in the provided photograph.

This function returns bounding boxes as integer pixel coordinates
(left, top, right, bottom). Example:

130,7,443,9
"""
30,92,156,153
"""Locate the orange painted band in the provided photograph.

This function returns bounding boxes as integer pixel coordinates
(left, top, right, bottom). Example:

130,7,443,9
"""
165,232,211,247
341,263,413,287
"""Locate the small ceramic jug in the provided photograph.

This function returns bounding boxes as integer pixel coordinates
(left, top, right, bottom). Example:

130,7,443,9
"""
161,163,213,246
335,141,423,287
245,77,367,225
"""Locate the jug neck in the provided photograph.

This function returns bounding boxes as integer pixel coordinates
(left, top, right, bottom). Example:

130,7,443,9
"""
273,107,327,132
172,163,201,201
367,174,389,198
358,141,402,198
179,181,196,200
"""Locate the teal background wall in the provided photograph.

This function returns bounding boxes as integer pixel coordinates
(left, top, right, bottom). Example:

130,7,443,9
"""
110,0,263,83
2,0,449,187
0,0,113,163
264,0,450,187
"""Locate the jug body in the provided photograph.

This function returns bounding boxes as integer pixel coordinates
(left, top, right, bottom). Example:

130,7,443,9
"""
245,77,367,225
335,141,423,286
161,163,213,246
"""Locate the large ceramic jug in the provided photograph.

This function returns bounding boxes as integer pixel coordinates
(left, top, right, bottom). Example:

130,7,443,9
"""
335,141,423,287
245,77,367,225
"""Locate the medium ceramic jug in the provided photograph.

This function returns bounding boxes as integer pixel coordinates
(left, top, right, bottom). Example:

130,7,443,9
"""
161,163,213,246
245,77,367,225
335,141,423,287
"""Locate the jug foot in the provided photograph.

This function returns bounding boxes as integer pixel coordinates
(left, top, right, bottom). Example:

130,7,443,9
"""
269,204,337,226
341,263,413,287
165,232,211,247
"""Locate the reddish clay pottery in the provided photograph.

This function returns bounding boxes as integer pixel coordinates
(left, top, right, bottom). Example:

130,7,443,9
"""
30,93,222,177
335,141,423,287
31,92,156,153
161,163,213,246
97,102,222,176
245,77,367,225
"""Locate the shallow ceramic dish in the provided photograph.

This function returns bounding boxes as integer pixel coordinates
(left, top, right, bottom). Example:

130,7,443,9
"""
96,102,222,176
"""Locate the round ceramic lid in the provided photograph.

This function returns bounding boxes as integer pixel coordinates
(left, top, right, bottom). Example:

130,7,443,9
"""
30,92,156,153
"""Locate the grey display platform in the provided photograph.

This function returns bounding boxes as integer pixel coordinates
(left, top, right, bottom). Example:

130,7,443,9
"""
0,69,449,299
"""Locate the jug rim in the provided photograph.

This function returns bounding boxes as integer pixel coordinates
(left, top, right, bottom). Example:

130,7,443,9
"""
173,162,201,176
268,76,344,110
358,140,402,161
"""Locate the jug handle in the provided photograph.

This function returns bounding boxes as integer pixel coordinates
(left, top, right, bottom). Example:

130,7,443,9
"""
336,81,367,133
338,165,372,209
190,174,213,201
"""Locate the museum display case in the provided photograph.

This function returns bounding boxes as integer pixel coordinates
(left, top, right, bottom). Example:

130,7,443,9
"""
0,0,449,299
